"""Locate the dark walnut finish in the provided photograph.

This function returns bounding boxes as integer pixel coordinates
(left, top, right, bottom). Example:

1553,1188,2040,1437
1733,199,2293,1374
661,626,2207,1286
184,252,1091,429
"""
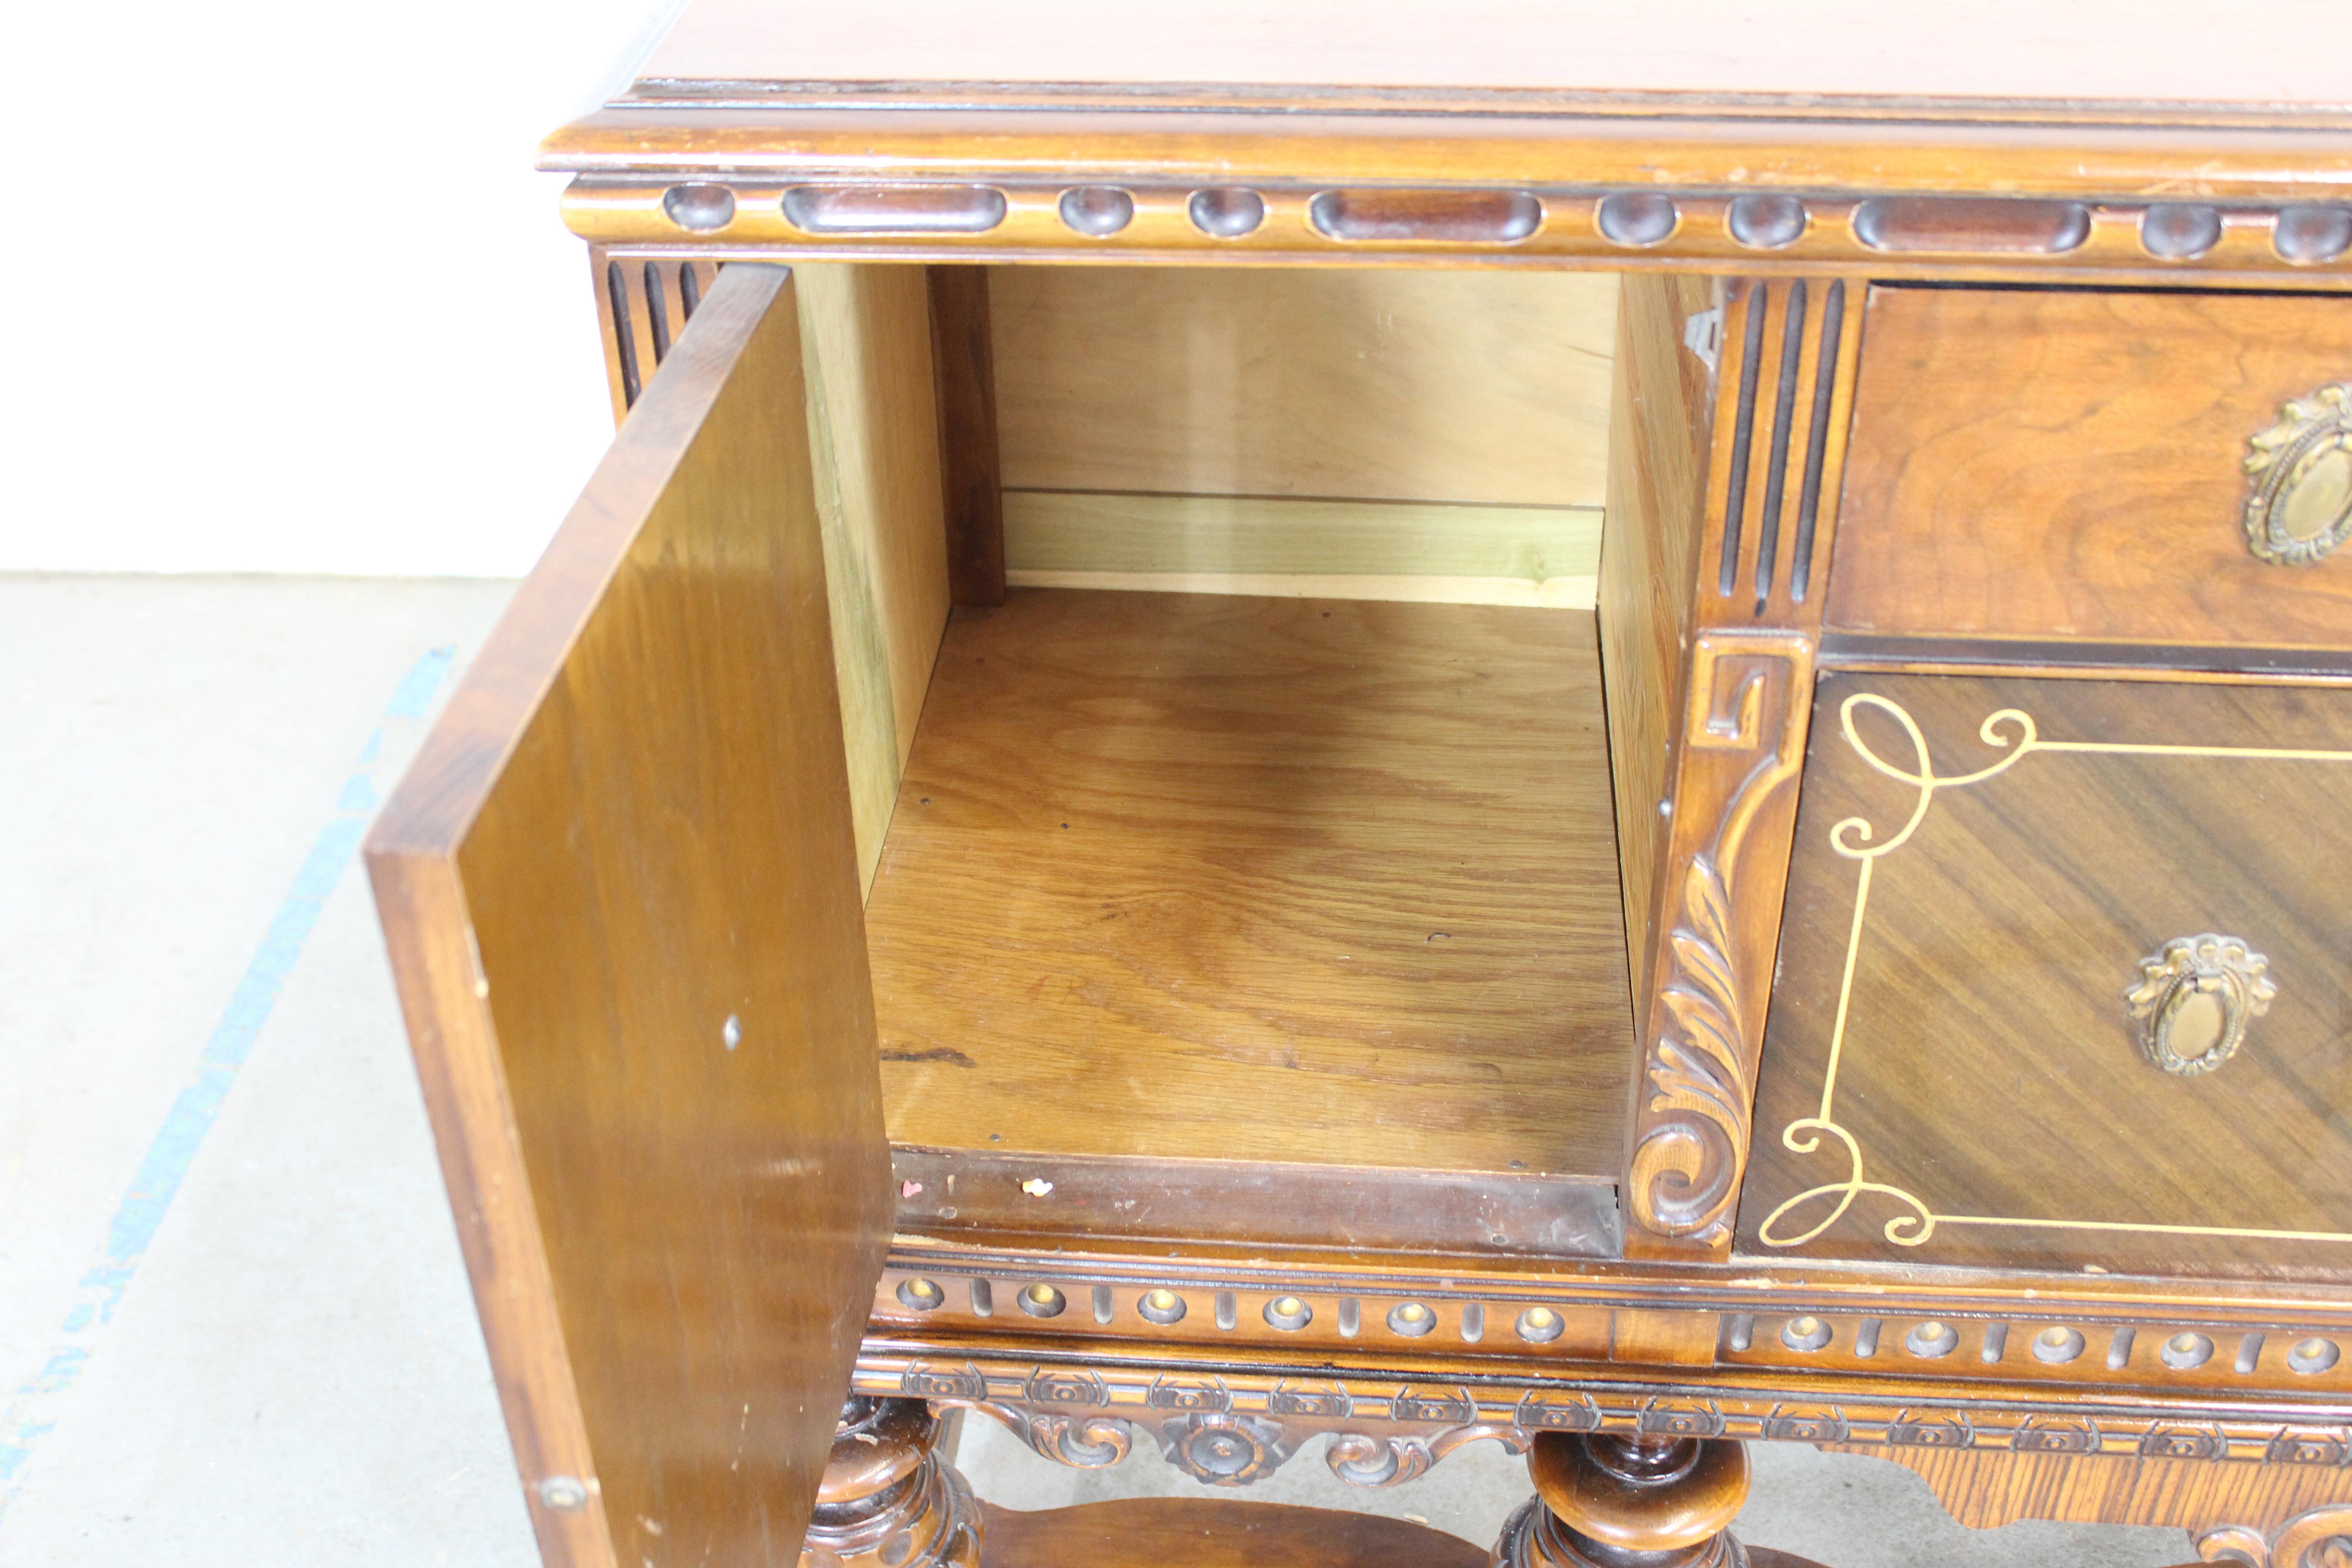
1598,272,1715,1034
1744,670,2352,1277
367,265,895,1568
804,1399,981,1568
1831,286,2352,653
979,1498,1486,1568
370,15,2352,1567
1497,1433,1752,1568
858,1348,2352,1481
1622,276,1863,1261
925,265,1007,607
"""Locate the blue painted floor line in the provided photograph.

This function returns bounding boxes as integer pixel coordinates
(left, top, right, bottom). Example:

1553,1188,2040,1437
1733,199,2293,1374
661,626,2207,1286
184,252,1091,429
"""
0,646,457,1517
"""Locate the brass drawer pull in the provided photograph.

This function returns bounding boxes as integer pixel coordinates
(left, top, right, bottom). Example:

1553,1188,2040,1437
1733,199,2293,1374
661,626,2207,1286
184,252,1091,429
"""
2124,934,2277,1076
2245,384,2352,565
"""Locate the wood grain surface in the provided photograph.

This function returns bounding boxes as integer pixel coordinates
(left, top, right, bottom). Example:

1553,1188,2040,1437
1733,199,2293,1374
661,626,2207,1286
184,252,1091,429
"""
927,265,1007,606
1598,272,1714,1034
797,262,955,894
1830,286,2352,653
864,588,1633,1180
989,266,1615,506
591,254,720,423
1699,278,1866,630
1828,1443,2352,1535
886,1146,1619,1257
1002,490,1601,606
366,265,892,1568
978,1498,1487,1568
1741,670,2352,1276
1620,634,1815,1260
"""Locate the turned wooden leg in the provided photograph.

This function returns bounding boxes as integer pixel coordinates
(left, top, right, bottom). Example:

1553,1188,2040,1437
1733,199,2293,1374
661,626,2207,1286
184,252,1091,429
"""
1494,1433,1753,1568
801,1396,982,1568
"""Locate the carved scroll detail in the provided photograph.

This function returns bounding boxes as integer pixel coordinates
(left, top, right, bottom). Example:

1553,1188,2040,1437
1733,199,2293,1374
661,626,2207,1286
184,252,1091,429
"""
952,1400,1135,1468
2202,1507,2352,1568
941,1371,1532,1492
1629,635,1813,1248
1326,1424,1526,1488
869,1358,2352,1481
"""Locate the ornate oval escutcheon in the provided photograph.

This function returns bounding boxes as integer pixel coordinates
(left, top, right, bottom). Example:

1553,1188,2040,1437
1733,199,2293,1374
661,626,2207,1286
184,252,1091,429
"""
2246,385,2352,565
2125,934,2277,1076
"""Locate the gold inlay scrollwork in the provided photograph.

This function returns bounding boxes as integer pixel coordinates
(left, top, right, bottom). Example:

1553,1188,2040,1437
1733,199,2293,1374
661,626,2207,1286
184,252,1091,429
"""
1759,693,2352,1253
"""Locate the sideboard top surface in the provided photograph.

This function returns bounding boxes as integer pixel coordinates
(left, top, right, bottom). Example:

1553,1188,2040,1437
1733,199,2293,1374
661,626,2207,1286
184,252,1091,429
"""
544,2,2352,279
634,0,2349,110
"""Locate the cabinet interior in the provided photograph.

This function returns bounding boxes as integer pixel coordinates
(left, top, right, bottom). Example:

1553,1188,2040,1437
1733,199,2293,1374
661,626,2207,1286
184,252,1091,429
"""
774,260,1690,1259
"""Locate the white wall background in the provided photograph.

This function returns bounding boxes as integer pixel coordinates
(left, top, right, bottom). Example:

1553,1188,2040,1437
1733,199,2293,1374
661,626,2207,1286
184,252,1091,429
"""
0,0,686,577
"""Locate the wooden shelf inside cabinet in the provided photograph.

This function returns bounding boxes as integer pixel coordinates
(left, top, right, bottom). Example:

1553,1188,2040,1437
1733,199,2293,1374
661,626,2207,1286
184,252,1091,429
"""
865,588,1633,1260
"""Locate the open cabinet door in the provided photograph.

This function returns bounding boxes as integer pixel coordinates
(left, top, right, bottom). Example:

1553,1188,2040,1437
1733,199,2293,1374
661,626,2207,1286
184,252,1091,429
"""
366,265,892,1568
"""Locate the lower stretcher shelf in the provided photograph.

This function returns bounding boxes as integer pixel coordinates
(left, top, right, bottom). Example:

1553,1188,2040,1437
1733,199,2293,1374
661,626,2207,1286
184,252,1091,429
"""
863,589,1633,1258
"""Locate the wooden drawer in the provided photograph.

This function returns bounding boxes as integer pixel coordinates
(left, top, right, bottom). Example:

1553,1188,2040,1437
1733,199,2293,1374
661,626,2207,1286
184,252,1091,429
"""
1828,286,2352,656
1742,669,2352,1278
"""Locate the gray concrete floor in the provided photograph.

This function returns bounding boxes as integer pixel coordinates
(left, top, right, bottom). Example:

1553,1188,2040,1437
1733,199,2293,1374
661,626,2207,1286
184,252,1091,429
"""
0,574,2195,1564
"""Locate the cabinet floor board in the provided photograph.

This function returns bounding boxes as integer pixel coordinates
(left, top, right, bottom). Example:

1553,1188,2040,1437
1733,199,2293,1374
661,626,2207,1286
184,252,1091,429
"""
863,588,1632,1254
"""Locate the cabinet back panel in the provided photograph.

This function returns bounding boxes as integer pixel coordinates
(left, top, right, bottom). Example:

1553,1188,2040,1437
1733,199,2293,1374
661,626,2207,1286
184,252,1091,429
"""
794,262,954,894
990,266,1617,506
988,267,1613,605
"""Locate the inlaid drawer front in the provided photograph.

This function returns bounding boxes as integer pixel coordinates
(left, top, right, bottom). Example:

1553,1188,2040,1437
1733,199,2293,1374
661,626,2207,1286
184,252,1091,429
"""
1739,671,2352,1277
1828,286,2352,654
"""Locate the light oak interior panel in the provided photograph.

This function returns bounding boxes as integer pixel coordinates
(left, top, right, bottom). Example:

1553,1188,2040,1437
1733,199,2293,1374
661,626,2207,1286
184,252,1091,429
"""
988,266,1615,605
863,588,1634,1193
990,266,1616,504
596,257,956,896
1003,490,1602,607
795,262,954,893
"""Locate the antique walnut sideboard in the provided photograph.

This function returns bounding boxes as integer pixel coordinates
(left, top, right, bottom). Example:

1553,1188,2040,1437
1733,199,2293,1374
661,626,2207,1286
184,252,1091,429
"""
366,9,2352,1567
